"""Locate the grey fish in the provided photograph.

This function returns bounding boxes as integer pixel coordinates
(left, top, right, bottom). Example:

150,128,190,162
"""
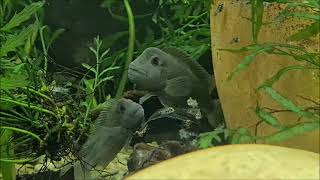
65,98,145,180
128,47,222,128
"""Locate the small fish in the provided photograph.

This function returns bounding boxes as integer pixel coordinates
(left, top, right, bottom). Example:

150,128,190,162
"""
128,47,223,128
62,98,145,180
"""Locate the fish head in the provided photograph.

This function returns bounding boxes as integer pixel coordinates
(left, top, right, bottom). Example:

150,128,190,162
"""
128,47,171,91
116,98,145,129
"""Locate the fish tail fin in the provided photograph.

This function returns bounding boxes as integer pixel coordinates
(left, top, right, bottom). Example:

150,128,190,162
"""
206,99,225,129
73,161,92,180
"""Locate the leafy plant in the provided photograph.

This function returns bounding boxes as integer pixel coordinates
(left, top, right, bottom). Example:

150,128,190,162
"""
197,0,320,149
80,36,120,126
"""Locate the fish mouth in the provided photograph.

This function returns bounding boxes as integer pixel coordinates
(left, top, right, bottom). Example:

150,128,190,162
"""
128,65,148,79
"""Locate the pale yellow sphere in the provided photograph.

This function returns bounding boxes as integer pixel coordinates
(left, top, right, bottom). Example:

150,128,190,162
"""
126,144,320,180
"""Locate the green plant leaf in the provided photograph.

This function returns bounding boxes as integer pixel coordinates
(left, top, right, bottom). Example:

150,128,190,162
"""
0,129,16,180
98,66,120,79
261,121,320,143
288,20,320,41
197,129,226,149
0,126,42,142
24,21,40,55
0,1,44,31
258,65,308,89
231,127,255,144
81,63,97,74
96,76,114,87
255,105,283,129
219,44,261,53
306,0,320,8
0,74,29,90
250,0,264,43
0,23,36,57
227,45,272,81
263,86,318,119
0,97,57,117
83,79,95,93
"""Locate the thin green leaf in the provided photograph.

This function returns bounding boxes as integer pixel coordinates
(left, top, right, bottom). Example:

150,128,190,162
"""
219,44,262,53
306,0,320,8
24,21,40,55
231,128,255,144
0,1,44,31
263,87,318,119
100,49,110,60
83,79,95,93
0,97,57,117
0,74,29,90
0,129,16,180
197,129,225,149
250,0,264,43
98,66,120,79
258,65,308,89
227,45,272,81
0,126,42,142
0,157,35,164
255,105,283,129
288,20,320,41
0,23,36,57
81,63,97,74
96,76,114,87
262,121,320,143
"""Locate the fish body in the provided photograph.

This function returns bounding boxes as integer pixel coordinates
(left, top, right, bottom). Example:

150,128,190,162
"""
128,47,222,127
69,98,144,180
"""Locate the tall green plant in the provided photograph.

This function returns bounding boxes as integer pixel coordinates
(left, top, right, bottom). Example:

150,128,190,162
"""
116,0,136,98
80,36,120,126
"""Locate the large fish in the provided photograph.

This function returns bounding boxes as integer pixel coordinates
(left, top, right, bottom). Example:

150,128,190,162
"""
128,47,223,128
62,98,145,180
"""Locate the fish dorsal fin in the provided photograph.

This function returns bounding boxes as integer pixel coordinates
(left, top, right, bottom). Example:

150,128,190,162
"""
91,98,120,132
161,47,214,91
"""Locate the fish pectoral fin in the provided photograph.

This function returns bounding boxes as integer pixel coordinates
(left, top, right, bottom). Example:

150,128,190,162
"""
165,76,192,97
139,93,156,104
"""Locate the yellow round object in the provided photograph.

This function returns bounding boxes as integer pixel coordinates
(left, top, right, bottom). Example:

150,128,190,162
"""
125,144,320,180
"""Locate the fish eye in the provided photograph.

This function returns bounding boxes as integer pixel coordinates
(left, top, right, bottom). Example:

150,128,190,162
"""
119,104,126,113
151,56,159,66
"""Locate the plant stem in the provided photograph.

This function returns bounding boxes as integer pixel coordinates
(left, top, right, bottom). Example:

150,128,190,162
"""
39,26,48,73
22,87,55,104
0,97,57,118
0,130,16,180
116,0,135,98
0,126,43,143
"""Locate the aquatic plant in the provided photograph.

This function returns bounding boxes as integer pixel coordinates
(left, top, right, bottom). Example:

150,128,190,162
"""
197,0,320,148
116,0,135,98
0,0,215,179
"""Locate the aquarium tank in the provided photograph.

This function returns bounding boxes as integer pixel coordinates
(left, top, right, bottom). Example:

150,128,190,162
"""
0,0,319,179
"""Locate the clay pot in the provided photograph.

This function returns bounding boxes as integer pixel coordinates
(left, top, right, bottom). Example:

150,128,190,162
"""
210,1,319,152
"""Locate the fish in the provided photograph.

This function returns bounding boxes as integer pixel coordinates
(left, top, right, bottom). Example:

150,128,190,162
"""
61,98,145,180
128,47,223,128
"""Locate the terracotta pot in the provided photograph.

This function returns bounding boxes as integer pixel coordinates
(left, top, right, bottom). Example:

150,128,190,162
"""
210,1,319,153
126,144,319,179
